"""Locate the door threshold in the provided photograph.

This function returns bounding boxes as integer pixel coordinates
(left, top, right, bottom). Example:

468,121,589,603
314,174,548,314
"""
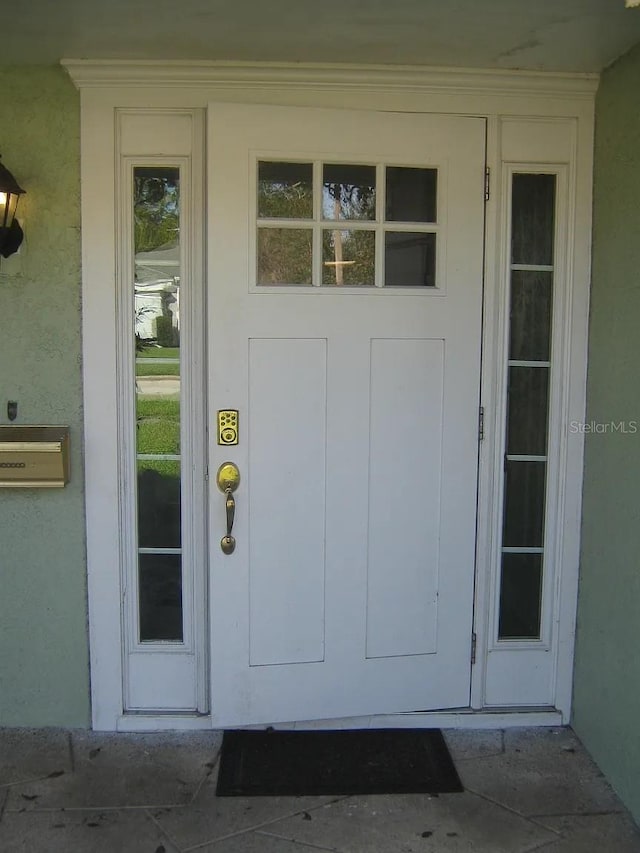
112,707,563,732
244,708,564,731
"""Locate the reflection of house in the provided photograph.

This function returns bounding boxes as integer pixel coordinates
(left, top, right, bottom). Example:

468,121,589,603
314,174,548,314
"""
135,242,180,340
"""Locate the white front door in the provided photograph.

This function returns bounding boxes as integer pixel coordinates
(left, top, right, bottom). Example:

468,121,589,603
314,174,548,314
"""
208,103,486,727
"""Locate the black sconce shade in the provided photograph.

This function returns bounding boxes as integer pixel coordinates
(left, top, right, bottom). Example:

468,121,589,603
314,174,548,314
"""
0,157,25,258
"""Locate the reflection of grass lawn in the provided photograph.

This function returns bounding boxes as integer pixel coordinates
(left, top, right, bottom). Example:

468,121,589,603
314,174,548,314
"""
137,391,181,540
137,396,180,455
138,347,179,359
138,458,180,478
136,346,180,377
136,362,180,377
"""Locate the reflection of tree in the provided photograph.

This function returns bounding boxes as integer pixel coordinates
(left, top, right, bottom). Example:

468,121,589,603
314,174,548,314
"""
324,165,376,287
257,167,314,284
322,230,375,286
323,177,375,220
256,163,377,286
259,172,313,219
134,168,180,254
258,228,312,285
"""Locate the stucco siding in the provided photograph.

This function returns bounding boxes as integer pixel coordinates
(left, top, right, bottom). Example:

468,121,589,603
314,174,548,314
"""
573,41,640,824
0,66,89,726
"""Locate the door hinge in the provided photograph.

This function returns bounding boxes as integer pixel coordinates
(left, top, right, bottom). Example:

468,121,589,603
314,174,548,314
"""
471,632,477,665
478,405,485,441
484,167,491,202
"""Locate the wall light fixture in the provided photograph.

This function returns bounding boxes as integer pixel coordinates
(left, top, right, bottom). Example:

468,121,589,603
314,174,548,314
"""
0,157,26,259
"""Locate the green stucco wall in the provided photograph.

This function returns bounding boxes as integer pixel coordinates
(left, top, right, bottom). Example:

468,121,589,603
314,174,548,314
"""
573,42,640,824
0,67,89,726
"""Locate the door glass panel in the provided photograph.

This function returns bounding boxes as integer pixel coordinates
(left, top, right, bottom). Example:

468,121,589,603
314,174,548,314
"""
506,367,549,456
509,271,553,361
385,232,436,287
385,166,437,223
511,174,556,266
499,553,543,640
322,164,376,220
322,229,375,286
257,228,313,285
254,160,440,288
139,554,183,642
133,165,183,643
258,161,313,219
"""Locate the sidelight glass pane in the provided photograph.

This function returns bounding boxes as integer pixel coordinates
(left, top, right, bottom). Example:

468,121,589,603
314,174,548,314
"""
257,228,313,285
385,231,436,287
385,166,437,223
134,173,181,363
139,554,183,642
323,164,376,221
511,173,556,266
502,461,546,548
136,396,181,455
137,461,181,549
499,553,543,639
258,161,313,219
322,229,375,286
509,271,553,362
506,367,550,456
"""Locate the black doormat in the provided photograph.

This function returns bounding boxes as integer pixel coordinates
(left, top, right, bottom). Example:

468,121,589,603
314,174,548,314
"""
216,728,463,796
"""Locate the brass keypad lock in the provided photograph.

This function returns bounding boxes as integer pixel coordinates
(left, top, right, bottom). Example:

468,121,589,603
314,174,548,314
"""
217,410,239,445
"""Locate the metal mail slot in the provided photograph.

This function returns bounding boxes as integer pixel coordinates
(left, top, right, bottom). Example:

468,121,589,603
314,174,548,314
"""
0,426,70,488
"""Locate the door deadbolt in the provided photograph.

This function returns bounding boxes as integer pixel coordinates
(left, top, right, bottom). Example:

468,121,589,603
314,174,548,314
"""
217,410,239,445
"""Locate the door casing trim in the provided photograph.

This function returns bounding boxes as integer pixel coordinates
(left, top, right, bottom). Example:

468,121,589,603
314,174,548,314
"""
66,60,595,731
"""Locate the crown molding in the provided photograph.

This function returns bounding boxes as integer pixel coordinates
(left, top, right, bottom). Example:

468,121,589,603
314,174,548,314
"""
62,59,599,100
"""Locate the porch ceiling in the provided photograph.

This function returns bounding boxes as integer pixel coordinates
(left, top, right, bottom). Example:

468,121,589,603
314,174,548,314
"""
6,0,640,72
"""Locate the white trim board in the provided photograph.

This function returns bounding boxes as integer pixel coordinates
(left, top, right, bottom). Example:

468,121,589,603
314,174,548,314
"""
63,59,598,99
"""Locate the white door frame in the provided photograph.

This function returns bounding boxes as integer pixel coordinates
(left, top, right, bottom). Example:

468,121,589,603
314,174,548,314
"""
65,60,597,731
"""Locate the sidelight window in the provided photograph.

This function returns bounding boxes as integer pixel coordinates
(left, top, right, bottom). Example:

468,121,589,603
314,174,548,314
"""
133,166,183,643
116,110,207,716
498,173,556,640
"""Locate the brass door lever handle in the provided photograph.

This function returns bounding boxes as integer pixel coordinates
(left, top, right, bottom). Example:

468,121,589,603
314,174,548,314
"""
216,462,240,555
222,488,236,554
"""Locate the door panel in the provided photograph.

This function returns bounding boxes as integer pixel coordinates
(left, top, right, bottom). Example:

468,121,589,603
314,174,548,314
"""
366,337,443,660
208,103,486,726
248,337,327,667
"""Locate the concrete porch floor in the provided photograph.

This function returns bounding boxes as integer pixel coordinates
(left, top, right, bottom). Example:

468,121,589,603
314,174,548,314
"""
0,727,638,852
